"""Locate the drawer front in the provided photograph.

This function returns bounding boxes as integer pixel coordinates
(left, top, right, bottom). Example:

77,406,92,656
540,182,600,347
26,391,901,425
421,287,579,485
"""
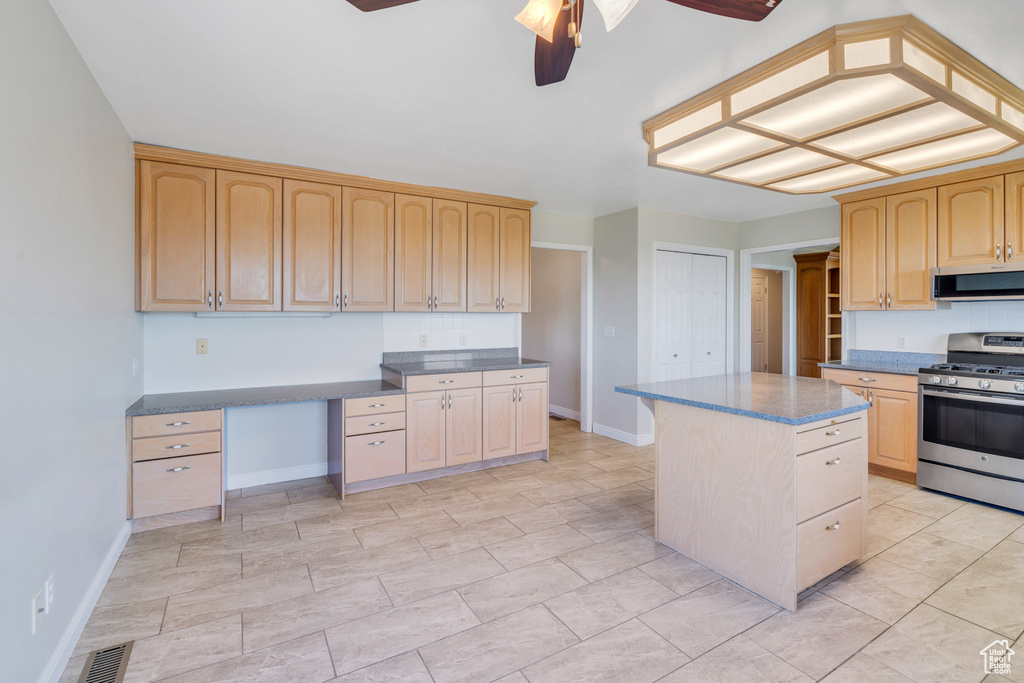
797,439,864,523
797,416,863,454
405,372,482,393
344,395,406,417
797,498,863,591
482,367,548,387
820,368,918,393
132,410,222,438
345,430,406,484
132,430,222,462
132,452,222,519
345,411,406,436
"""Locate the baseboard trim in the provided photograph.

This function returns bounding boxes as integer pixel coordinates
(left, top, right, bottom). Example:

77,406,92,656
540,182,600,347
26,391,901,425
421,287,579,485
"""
549,404,581,421
227,463,329,491
42,520,131,683
592,423,654,447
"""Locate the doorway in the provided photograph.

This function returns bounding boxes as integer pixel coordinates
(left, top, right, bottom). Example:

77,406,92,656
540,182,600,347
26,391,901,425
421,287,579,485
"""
751,268,783,373
655,250,728,381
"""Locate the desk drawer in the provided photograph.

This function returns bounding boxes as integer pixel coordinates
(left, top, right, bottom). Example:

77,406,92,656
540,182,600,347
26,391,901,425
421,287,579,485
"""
797,439,864,523
345,430,406,484
797,416,862,454
482,367,548,387
405,372,482,393
132,410,221,438
345,411,406,436
132,452,222,519
345,395,405,417
132,430,222,462
797,498,863,590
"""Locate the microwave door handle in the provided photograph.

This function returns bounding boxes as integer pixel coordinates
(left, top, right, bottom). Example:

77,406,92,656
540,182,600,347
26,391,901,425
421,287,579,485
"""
921,388,1024,407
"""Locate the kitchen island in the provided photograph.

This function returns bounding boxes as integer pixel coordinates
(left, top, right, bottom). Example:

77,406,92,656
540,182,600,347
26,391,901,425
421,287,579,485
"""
616,373,869,611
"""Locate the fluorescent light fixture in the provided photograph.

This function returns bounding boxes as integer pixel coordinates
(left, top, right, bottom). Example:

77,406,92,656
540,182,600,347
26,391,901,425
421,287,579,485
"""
591,0,640,31
515,0,563,43
642,16,1024,194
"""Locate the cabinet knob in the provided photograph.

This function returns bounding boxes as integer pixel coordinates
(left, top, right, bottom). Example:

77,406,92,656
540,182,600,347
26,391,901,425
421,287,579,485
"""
825,522,841,531
335,294,340,307
501,298,505,310
368,403,385,408
1008,243,1014,261
218,290,224,306
368,422,385,427
887,293,891,308
434,296,438,309
826,457,841,466
825,430,840,437
166,465,191,473
857,377,876,382
367,440,385,446
165,443,191,449
997,244,1002,260
343,294,348,308
495,297,500,310
165,420,191,427
207,291,213,308
878,294,883,309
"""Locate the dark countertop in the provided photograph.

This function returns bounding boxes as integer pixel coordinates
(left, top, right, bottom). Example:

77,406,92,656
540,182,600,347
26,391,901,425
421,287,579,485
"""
616,372,869,426
381,357,551,376
126,380,404,416
818,349,943,377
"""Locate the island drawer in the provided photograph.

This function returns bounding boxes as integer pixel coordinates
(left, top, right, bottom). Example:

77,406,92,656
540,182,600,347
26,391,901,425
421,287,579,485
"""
482,367,548,387
797,498,863,590
132,430,222,462
821,368,918,393
797,440,864,523
132,410,222,438
345,395,405,417
132,452,222,519
345,430,406,484
406,372,482,393
345,411,406,436
797,415,862,454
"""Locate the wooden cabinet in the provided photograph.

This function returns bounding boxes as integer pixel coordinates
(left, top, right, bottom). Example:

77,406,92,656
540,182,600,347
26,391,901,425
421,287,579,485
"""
468,204,501,312
445,388,483,466
516,382,549,454
395,194,433,312
283,180,342,312
343,187,394,311
216,171,283,311
937,176,1005,267
1005,171,1024,264
482,372,550,459
840,198,885,311
433,200,468,311
795,252,840,378
406,390,447,473
500,208,532,313
137,161,216,311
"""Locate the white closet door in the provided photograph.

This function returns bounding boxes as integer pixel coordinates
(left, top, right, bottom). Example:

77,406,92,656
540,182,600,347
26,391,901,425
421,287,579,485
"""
691,254,728,377
655,250,693,381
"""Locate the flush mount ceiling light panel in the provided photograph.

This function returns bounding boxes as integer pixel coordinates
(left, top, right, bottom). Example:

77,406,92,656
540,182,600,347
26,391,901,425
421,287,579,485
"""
642,15,1024,194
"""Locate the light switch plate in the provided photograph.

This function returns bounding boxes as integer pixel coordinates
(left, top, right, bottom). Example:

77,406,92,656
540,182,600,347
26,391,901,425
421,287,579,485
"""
604,326,616,337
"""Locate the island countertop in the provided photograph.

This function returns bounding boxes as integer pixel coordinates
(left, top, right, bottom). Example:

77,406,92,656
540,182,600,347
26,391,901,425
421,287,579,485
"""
616,372,869,425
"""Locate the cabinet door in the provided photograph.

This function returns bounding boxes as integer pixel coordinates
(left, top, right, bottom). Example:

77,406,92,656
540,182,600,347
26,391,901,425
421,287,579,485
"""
406,391,446,472
138,161,216,311
1005,171,1024,265
516,382,549,455
343,187,394,311
467,204,501,313
394,194,433,312
446,388,482,466
842,386,876,465
870,388,917,474
500,208,531,313
840,198,885,311
886,189,936,311
937,176,1004,267
482,385,517,460
433,200,468,311
283,179,341,312
216,171,283,311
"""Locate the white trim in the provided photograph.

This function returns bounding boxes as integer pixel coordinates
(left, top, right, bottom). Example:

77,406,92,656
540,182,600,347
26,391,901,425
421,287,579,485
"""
226,463,329,491
549,404,582,421
530,241,594,433
593,422,654,447
41,521,131,683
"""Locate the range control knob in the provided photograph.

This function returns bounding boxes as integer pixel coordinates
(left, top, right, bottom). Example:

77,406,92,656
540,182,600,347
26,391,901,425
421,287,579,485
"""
930,375,942,384
1016,382,1024,393
946,377,959,386
979,380,992,390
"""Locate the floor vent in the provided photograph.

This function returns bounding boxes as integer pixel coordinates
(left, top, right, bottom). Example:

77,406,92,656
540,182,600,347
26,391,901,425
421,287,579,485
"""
78,641,133,683
549,415,567,421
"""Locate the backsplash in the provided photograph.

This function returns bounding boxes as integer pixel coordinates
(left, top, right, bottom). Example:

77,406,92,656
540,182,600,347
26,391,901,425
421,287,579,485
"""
382,312,519,352
850,301,1024,354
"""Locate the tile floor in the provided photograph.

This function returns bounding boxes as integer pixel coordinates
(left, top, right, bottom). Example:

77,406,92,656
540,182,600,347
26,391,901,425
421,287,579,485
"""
61,418,1024,683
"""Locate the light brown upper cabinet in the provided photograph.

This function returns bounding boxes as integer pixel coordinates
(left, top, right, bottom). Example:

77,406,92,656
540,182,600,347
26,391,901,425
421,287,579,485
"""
394,194,433,312
500,208,532,313
283,180,342,312
216,171,282,311
433,200,468,311
137,161,216,311
342,187,394,312
937,176,1004,267
1005,172,1024,264
468,204,501,312
840,198,885,311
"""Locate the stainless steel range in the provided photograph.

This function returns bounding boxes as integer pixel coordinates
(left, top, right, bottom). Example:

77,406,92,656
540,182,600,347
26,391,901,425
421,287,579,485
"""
918,333,1024,512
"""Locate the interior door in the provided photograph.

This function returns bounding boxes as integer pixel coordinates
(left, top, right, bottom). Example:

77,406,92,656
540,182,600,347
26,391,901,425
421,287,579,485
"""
691,254,728,378
655,250,693,381
446,388,482,466
751,274,767,372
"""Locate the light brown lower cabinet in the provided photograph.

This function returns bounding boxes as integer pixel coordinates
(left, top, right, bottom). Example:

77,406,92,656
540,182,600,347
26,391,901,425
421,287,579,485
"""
406,388,483,471
482,381,549,459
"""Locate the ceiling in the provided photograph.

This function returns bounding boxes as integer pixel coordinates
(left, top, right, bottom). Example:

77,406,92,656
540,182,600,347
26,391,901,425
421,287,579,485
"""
48,0,1024,223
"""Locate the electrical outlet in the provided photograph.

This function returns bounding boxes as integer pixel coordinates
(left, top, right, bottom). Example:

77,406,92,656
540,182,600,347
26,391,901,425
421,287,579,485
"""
604,326,616,338
898,334,909,349
196,338,209,355
419,334,428,348
459,332,467,346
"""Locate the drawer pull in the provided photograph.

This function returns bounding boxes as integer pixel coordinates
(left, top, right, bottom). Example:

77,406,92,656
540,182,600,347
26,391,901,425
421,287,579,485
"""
166,465,191,473
368,440,386,446
511,375,524,379
825,429,840,436
439,379,455,384
165,420,191,427
825,522,841,531
826,458,841,466
857,377,877,382
367,422,385,427
165,443,191,449
368,403,386,408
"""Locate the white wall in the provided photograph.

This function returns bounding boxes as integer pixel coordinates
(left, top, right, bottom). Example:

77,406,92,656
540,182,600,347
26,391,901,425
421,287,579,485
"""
531,210,594,247
523,249,583,416
382,313,518,352
0,2,142,681
852,302,1024,353
739,205,840,249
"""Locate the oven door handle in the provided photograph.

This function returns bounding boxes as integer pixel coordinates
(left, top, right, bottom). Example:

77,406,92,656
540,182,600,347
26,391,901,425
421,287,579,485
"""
921,388,1024,407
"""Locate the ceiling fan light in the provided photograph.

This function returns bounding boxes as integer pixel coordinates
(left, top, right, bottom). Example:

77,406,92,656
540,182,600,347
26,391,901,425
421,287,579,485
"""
515,0,563,43
590,0,640,31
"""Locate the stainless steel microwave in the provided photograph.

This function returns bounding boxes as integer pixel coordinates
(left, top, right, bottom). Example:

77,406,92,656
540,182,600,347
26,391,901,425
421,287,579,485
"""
933,262,1024,301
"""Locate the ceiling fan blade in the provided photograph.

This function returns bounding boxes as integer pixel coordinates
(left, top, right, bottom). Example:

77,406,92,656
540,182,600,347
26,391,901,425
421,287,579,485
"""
665,0,782,22
535,0,584,86
345,0,419,11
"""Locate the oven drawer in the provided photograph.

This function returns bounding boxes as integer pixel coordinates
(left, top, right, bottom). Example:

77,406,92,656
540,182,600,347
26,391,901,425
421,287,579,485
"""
345,430,406,484
344,395,405,418
797,498,863,591
797,416,863,454
345,411,406,437
797,440,864,523
132,452,222,519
